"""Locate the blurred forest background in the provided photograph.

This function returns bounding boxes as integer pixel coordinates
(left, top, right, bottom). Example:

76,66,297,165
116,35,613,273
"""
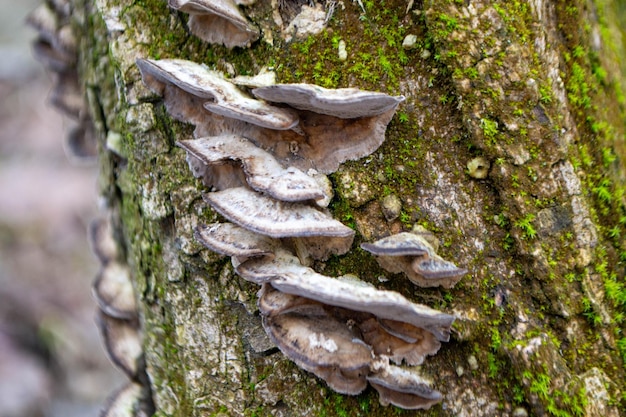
0,1,625,416
0,1,122,416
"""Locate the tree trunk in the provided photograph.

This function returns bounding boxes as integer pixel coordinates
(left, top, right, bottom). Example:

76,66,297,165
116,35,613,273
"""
76,0,626,415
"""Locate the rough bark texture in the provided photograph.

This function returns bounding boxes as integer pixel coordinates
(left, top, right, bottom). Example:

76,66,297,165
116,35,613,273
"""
78,0,626,415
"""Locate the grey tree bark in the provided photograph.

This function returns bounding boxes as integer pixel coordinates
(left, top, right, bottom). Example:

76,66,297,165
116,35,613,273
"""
77,0,626,415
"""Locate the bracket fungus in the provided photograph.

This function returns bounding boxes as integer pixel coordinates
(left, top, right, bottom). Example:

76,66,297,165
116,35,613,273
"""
88,217,154,416
134,46,455,409
136,58,403,174
168,0,260,48
92,262,138,320
252,83,405,119
194,222,278,261
136,58,299,130
203,186,354,239
238,250,454,341
361,231,468,288
96,311,144,380
367,363,443,410
177,135,329,203
27,0,97,162
101,383,154,417
250,260,449,404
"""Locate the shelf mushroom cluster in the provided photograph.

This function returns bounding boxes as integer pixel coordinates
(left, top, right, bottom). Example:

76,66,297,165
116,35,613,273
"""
361,228,468,289
136,57,463,409
26,0,96,162
89,217,155,416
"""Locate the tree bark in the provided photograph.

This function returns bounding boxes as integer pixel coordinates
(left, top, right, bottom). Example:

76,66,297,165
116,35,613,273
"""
78,0,626,415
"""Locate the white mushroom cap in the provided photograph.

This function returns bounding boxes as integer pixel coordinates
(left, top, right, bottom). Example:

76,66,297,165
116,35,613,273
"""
252,84,405,119
237,251,455,341
257,282,326,316
92,262,138,320
178,136,328,202
367,363,443,410
168,0,259,48
360,232,429,257
96,312,144,379
202,187,355,239
194,222,278,259
89,217,119,264
136,59,298,130
101,382,153,417
361,232,467,289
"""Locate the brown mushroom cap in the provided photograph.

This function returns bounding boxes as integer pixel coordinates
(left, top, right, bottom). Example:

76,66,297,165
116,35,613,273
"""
178,136,328,202
252,84,405,119
168,0,260,48
367,364,443,410
203,187,355,239
96,311,143,379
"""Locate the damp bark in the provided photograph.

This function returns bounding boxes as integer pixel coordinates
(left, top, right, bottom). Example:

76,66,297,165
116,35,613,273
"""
80,0,626,415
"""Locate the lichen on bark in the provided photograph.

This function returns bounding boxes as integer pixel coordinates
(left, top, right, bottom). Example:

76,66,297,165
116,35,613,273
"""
80,0,626,415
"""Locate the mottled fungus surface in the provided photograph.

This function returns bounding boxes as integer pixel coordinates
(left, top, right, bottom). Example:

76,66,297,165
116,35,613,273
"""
238,251,454,342
203,187,355,239
367,363,443,410
194,222,278,260
168,0,259,48
252,84,405,118
361,231,467,288
177,135,329,202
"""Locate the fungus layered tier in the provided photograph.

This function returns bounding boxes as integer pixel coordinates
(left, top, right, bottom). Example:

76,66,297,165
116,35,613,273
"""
361,229,468,288
26,0,96,161
89,217,155,416
137,55,464,410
